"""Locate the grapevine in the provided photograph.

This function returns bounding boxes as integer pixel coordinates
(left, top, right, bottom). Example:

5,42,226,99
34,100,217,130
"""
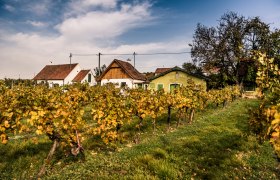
249,52,280,159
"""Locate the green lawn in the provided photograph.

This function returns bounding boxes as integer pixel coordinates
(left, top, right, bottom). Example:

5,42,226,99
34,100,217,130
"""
1,99,279,179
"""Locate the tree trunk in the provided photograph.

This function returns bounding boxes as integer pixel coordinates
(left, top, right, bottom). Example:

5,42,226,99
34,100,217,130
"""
189,109,195,124
223,100,227,107
185,107,189,122
176,118,180,128
153,119,156,133
167,106,171,129
38,139,59,178
134,115,143,144
138,116,143,132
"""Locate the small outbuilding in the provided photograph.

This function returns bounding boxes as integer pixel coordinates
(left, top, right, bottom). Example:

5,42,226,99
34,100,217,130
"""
149,66,207,92
72,69,96,86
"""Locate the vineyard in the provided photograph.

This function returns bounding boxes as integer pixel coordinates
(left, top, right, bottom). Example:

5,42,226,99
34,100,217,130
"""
1,72,280,178
0,81,240,145
0,79,241,176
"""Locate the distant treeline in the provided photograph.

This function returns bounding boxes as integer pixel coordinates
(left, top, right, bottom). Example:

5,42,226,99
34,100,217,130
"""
0,78,36,88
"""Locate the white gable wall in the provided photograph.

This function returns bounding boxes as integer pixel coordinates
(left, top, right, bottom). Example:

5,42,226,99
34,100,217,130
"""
64,65,81,85
80,71,96,86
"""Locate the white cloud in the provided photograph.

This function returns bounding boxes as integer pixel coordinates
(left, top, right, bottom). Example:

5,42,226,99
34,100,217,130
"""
57,2,153,43
0,1,188,79
0,30,188,78
26,20,47,27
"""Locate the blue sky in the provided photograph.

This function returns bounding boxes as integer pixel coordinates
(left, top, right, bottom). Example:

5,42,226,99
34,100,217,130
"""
1,0,280,79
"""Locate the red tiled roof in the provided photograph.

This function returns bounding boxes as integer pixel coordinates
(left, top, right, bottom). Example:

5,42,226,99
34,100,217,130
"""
155,68,171,74
99,59,147,81
72,70,90,82
142,72,155,79
34,63,78,80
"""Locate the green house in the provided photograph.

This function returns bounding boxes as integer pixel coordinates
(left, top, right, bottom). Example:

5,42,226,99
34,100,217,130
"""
149,67,207,92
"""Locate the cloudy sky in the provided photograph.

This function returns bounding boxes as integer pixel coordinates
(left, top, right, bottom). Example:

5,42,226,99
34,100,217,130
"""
1,0,280,79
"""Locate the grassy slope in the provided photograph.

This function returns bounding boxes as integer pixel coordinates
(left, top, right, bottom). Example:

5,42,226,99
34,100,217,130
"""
1,99,279,179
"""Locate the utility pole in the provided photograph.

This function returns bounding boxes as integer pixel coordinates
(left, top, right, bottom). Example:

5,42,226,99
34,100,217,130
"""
133,52,136,68
69,53,72,70
98,52,101,76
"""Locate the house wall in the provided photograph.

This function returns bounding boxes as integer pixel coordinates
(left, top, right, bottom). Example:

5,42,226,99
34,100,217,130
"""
64,65,81,85
101,78,144,88
81,71,96,86
149,71,207,92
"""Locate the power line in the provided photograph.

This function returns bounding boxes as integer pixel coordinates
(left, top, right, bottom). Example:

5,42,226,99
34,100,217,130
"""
137,51,190,55
71,54,97,56
72,51,190,56
102,53,132,56
70,51,191,72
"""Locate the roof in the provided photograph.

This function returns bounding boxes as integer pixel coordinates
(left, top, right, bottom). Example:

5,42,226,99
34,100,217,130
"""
142,72,155,79
98,59,147,81
155,68,171,74
149,66,207,81
72,70,91,82
34,63,78,80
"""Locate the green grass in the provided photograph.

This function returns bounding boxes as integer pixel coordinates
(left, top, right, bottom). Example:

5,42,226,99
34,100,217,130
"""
1,99,279,179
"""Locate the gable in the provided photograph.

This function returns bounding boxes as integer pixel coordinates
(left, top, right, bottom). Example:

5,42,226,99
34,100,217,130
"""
103,67,130,79
111,62,119,68
99,59,146,81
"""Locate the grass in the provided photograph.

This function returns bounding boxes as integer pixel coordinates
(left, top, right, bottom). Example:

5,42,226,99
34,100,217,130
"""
1,99,279,179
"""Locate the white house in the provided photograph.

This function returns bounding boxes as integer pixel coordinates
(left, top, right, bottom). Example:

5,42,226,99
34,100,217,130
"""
34,63,96,87
72,69,96,86
98,59,147,88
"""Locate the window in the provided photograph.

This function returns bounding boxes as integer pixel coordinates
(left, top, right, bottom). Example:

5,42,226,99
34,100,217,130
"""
157,84,163,90
121,82,126,88
170,83,180,92
137,83,143,89
88,74,92,82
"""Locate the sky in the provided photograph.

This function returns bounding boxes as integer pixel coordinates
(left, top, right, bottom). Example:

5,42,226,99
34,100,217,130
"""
1,0,280,79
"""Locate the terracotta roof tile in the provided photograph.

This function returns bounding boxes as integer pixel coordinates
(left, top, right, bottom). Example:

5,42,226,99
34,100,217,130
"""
34,64,78,80
72,70,90,82
155,68,171,74
115,60,146,81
